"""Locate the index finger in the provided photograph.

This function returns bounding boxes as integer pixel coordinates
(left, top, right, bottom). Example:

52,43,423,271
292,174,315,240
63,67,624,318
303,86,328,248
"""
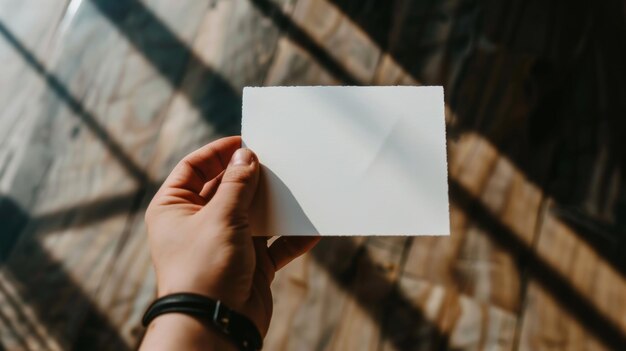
268,236,321,271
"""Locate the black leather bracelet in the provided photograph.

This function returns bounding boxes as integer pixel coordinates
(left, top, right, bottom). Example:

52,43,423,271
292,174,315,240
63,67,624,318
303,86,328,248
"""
142,293,262,351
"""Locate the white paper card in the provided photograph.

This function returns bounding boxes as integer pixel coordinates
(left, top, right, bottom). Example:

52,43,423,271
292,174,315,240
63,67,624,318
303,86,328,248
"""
242,86,450,236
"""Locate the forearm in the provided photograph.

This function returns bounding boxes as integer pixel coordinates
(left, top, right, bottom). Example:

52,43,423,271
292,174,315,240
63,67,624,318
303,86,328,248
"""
139,314,237,351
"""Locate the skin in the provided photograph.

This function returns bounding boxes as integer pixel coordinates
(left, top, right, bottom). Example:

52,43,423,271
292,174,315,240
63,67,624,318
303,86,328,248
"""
139,136,320,350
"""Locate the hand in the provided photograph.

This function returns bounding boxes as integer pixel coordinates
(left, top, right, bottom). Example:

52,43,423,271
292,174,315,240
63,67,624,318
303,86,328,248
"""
140,136,320,349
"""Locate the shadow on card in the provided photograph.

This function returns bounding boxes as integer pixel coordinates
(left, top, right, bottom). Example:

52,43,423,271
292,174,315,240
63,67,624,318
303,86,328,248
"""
250,165,319,236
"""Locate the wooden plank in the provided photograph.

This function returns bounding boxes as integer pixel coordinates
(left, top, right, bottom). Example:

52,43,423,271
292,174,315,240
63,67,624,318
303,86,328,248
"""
372,53,420,86
518,204,626,351
398,131,546,349
326,237,408,351
263,0,382,85
403,133,501,289
263,37,340,86
401,133,484,287
263,252,314,351
267,237,367,350
381,277,517,351
288,0,382,83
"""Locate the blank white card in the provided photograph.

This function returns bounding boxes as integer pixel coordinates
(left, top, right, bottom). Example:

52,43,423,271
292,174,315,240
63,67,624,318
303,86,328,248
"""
242,86,450,236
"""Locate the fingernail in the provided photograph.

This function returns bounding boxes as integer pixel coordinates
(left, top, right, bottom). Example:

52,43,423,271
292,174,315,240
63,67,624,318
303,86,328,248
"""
230,148,254,166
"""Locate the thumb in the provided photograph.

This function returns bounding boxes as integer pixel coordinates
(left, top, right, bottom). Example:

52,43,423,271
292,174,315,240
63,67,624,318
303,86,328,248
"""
206,148,259,221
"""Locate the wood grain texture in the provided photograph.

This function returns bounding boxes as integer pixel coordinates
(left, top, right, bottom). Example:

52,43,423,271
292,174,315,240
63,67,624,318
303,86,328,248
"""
1,0,209,348
268,237,369,351
0,1,71,349
263,0,382,86
518,205,626,351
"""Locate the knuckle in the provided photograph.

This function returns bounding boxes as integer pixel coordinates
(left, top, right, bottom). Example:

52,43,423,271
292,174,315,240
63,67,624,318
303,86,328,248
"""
222,167,253,184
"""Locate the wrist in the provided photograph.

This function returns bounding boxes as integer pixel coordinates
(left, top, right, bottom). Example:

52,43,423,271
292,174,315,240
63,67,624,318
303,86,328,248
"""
141,293,264,350
140,313,237,351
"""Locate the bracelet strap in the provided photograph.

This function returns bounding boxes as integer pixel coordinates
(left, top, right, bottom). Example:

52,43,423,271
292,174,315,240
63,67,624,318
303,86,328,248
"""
142,293,262,351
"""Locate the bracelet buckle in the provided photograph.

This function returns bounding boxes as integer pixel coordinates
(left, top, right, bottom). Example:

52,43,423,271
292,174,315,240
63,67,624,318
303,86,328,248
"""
212,300,232,332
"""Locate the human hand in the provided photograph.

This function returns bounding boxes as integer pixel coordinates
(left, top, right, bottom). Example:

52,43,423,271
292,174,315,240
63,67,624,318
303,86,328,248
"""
140,136,319,349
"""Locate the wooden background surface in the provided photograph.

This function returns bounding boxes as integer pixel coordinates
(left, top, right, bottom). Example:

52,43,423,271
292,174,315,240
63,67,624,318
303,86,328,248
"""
1,0,625,350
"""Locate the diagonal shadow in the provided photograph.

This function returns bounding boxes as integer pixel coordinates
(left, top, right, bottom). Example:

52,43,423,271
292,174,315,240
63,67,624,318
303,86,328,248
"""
87,0,242,135
2,0,251,188
0,3,249,343
242,8,626,346
449,178,626,349
0,6,369,347
0,1,250,344
0,197,29,262
301,179,626,350
244,0,626,282
0,0,376,242
49,0,626,282
310,238,450,350
9,174,626,349
551,204,626,295
319,0,626,274
0,278,51,349
223,8,626,345
0,21,153,347
31,187,155,236
0,196,132,350
0,21,149,185
248,0,360,85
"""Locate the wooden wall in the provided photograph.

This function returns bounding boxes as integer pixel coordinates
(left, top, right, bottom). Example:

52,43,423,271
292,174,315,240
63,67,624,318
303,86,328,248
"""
0,0,625,350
